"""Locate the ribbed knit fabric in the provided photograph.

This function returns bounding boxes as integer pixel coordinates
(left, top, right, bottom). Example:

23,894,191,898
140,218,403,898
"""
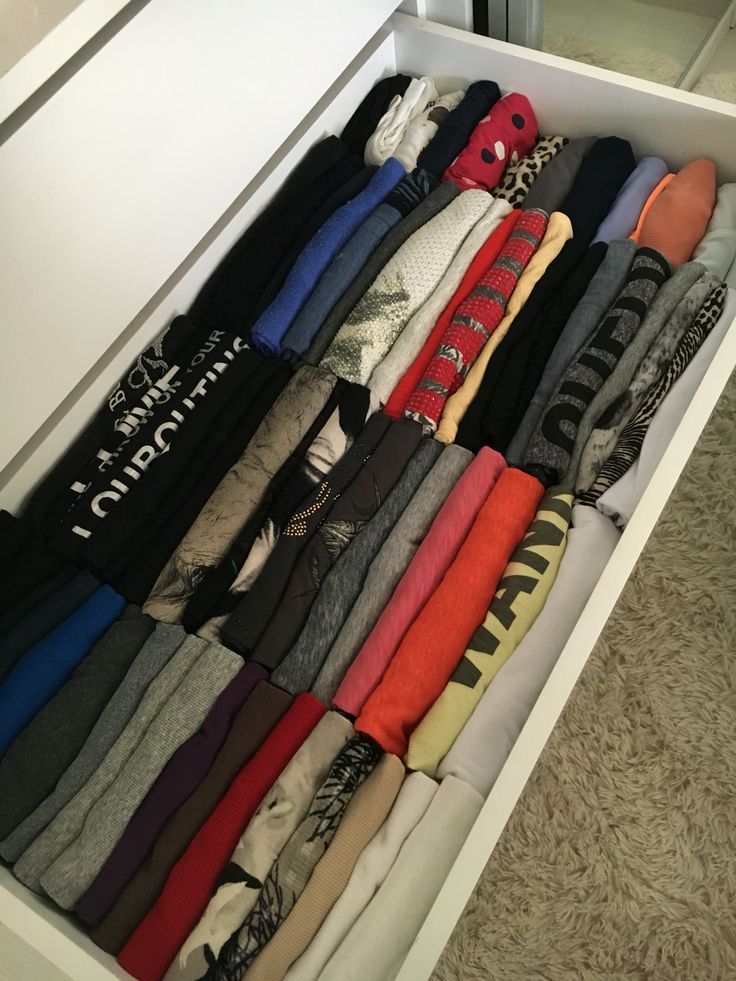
692,183,736,282
364,77,438,166
144,367,336,624
384,210,520,419
404,209,548,432
522,137,596,214
592,156,668,244
437,504,620,796
417,80,501,180
188,382,367,639
250,158,405,356
443,93,538,191
0,623,185,864
0,585,125,755
272,438,441,694
248,418,423,671
40,644,242,910
570,264,712,492
76,662,268,927
500,240,606,461
523,247,671,487
367,199,512,407
630,172,675,241
168,712,354,981
244,754,405,981
637,158,717,267
283,772,438,981
319,775,483,981
117,693,324,980
91,683,293,955
0,605,153,840
303,181,459,365
207,735,381,981
13,634,207,893
355,468,543,757
313,444,472,704
0,570,100,684
580,282,727,506
333,446,504,717
320,190,492,384
506,239,636,465
559,136,636,241
221,413,390,659
406,488,573,776
493,135,568,207
340,76,412,157
435,211,572,444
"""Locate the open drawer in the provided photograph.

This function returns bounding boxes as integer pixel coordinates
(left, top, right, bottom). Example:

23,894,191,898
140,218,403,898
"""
1,8,736,980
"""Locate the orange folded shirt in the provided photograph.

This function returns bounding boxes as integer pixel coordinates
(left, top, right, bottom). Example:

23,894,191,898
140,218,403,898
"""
355,466,543,757
637,158,717,267
384,209,520,419
629,173,675,242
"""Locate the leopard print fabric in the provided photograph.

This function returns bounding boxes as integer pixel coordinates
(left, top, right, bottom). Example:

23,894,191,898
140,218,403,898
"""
493,135,569,207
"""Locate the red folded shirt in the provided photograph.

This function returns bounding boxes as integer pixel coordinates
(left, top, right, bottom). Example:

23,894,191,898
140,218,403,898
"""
356,467,544,757
117,692,325,981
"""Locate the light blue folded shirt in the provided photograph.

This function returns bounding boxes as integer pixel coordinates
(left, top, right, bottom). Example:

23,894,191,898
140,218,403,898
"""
593,155,668,244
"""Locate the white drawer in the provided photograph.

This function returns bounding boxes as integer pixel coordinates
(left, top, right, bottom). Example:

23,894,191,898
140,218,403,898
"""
1,10,735,981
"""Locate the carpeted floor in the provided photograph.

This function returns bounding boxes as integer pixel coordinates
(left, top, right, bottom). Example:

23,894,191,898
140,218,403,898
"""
433,368,736,980
545,30,736,103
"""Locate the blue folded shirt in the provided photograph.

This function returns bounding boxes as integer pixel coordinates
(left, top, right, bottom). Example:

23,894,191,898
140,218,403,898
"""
250,157,406,356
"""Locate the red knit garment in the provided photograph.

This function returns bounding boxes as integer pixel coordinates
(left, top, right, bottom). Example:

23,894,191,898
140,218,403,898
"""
384,210,520,419
403,209,548,431
117,693,325,981
355,467,544,757
443,93,538,191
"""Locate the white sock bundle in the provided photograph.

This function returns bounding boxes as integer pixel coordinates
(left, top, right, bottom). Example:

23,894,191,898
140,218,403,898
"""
364,76,439,166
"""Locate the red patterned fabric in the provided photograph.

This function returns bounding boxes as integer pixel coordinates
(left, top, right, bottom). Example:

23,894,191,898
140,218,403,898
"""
384,210,519,419
404,209,548,431
443,93,538,191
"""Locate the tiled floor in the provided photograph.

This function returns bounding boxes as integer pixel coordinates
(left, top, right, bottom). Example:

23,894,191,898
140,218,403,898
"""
543,0,724,80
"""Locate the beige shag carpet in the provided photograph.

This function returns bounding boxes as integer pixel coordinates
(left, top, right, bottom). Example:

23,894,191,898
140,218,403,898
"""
433,369,736,980
545,30,736,103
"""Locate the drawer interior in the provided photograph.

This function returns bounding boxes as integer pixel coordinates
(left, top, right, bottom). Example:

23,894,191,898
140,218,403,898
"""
2,13,736,981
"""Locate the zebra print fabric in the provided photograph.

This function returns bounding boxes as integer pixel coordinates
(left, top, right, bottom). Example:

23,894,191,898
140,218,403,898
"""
578,282,727,507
